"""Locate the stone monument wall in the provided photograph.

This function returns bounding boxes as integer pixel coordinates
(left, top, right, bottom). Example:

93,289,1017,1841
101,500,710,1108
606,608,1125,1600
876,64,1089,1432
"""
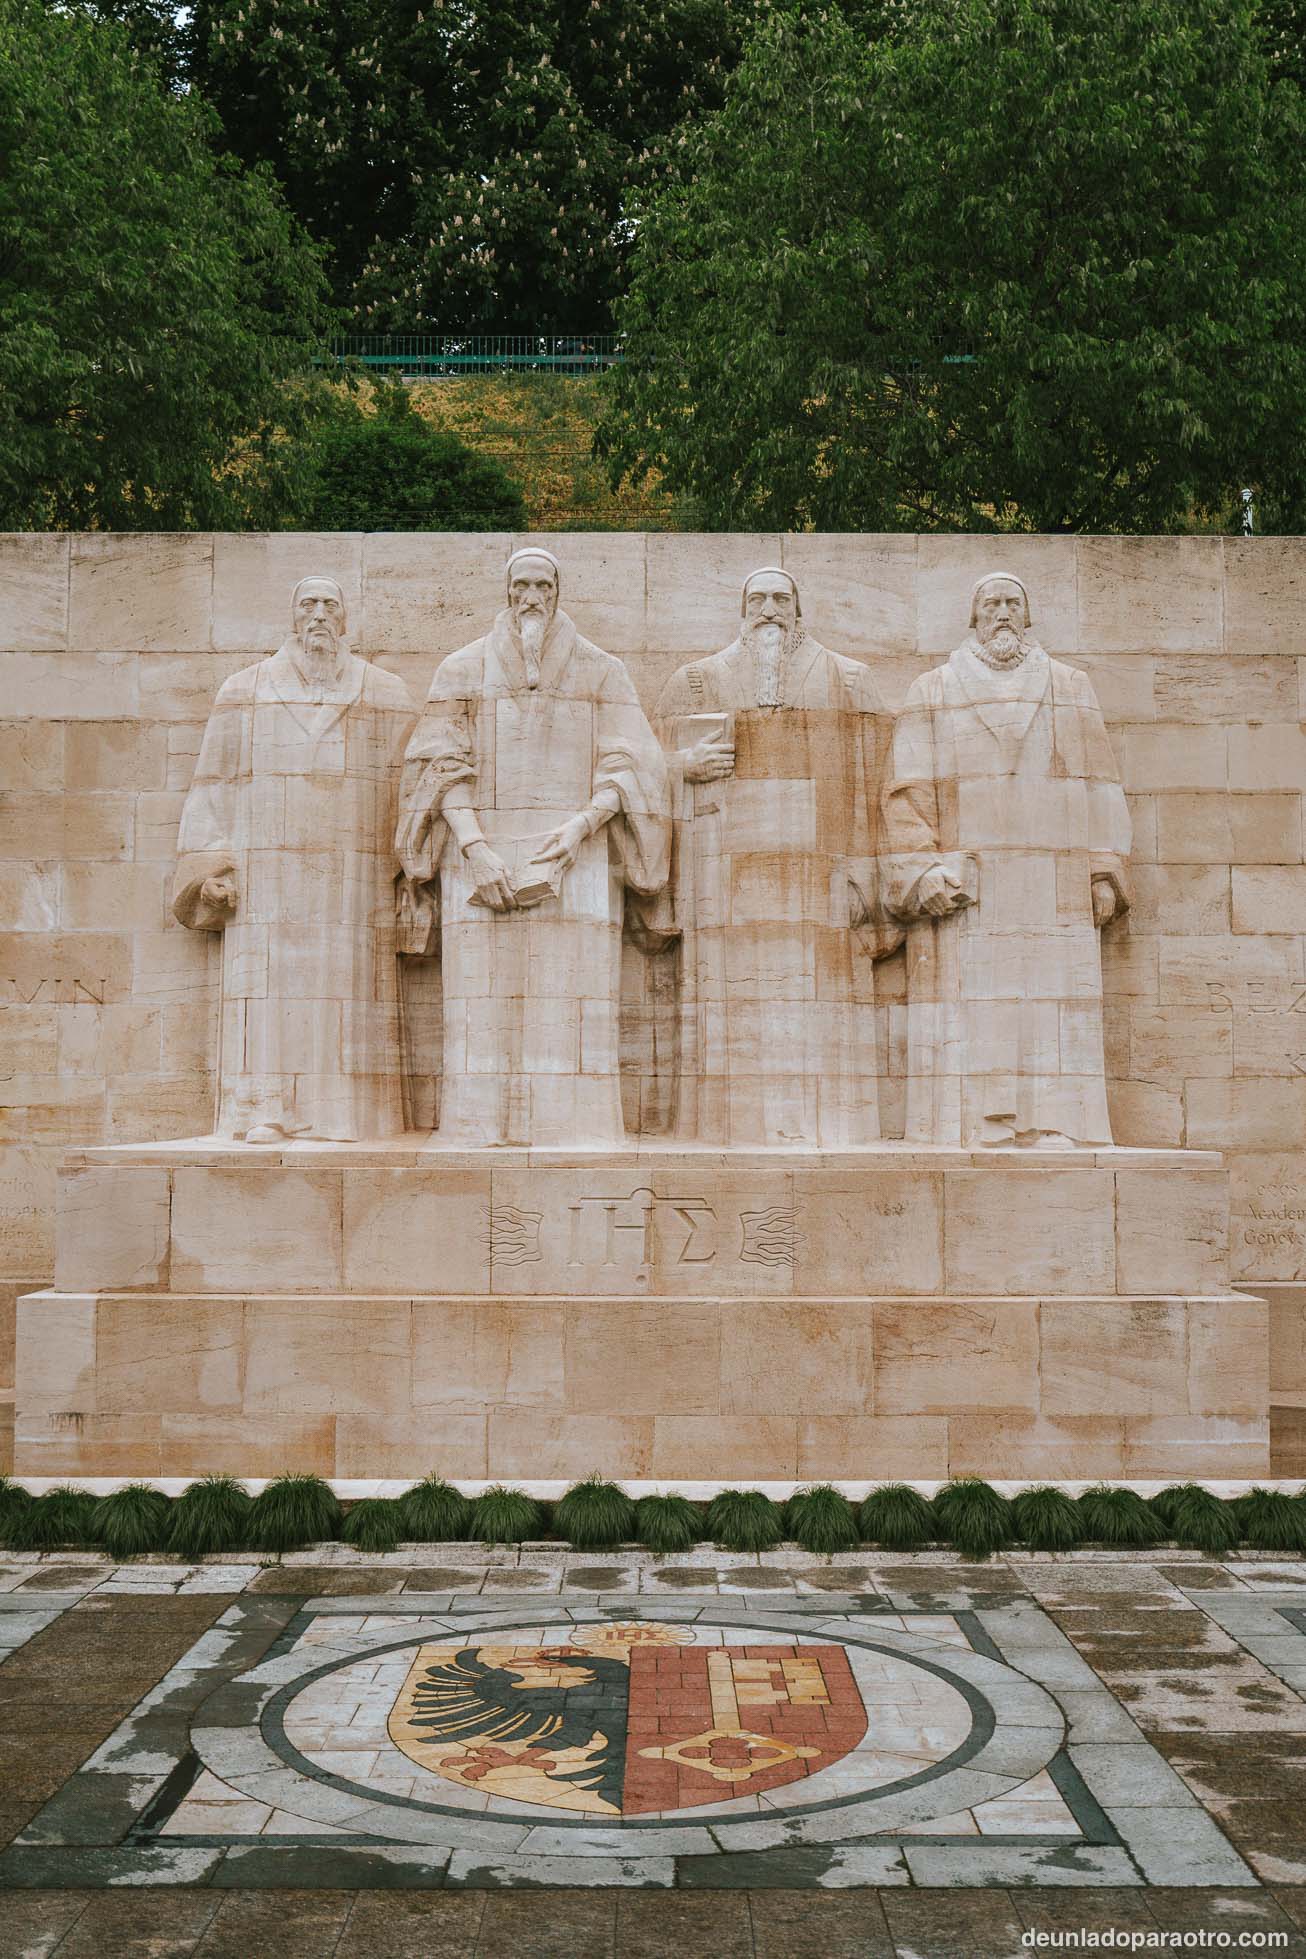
2,531,1305,1465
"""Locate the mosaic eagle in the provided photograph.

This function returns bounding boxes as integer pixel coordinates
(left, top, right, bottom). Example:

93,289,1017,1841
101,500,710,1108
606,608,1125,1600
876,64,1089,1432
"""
404,1646,630,1808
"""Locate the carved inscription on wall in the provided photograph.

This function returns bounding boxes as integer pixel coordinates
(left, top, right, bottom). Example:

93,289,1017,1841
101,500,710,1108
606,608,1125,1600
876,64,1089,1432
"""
482,1205,544,1267
484,1183,797,1291
1,978,105,1005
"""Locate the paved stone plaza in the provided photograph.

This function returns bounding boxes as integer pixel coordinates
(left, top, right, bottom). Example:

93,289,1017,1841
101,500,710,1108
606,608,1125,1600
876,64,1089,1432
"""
3,1550,1306,1954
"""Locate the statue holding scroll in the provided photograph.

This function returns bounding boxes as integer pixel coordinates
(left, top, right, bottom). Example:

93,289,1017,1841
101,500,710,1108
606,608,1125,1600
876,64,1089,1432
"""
881,572,1131,1148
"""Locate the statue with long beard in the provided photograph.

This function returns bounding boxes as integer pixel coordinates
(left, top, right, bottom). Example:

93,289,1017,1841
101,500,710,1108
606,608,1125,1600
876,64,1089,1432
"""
397,549,671,1146
649,567,901,1147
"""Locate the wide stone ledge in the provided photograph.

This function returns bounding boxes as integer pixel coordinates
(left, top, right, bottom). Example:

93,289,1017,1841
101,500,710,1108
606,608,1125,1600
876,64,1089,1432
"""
49,1141,1233,1301
63,1139,1220,1170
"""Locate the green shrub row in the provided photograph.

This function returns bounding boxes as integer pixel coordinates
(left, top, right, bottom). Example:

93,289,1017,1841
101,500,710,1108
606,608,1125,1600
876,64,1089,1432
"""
3,1473,1304,1562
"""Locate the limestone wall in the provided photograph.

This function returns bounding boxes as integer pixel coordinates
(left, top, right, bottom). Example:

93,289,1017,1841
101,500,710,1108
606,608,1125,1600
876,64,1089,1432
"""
2,531,1305,1459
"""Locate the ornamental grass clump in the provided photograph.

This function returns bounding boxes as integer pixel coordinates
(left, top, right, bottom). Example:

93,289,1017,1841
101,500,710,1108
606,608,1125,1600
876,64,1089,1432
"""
399,1475,473,1543
91,1484,172,1560
1076,1486,1164,1547
553,1476,636,1550
0,1478,32,1536
932,1480,1014,1560
342,1498,404,1554
706,1489,784,1553
858,1484,936,1551
1234,1487,1306,1553
246,1473,343,1553
1011,1485,1084,1553
1156,1483,1240,1555
469,1485,542,1544
634,1493,701,1554
785,1485,860,1555
167,1475,252,1558
4,1485,96,1551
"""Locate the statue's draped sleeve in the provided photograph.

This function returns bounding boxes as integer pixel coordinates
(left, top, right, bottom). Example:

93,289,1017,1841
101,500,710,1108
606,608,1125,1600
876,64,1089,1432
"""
1070,664,1133,913
880,669,965,918
594,659,672,900
840,657,905,959
396,649,481,885
172,674,247,930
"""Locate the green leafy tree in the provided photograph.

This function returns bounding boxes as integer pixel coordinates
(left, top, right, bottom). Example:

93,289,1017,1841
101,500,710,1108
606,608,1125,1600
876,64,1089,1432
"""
598,0,1306,533
0,0,331,529
50,0,190,87
295,383,526,529
187,0,761,327
1259,0,1306,86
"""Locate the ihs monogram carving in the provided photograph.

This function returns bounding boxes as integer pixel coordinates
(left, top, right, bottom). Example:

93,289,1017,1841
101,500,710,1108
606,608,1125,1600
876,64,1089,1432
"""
567,1189,717,1270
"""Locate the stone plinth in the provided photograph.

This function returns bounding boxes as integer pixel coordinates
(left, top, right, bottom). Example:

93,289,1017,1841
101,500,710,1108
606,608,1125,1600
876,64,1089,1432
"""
14,1141,1267,1480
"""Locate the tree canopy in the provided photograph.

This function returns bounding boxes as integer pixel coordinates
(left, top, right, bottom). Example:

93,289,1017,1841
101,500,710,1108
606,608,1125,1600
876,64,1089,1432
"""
186,0,762,329
598,0,1306,533
295,384,527,529
0,0,331,529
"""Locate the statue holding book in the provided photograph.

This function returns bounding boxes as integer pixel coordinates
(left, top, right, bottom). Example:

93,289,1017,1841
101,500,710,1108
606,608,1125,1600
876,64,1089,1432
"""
397,548,672,1145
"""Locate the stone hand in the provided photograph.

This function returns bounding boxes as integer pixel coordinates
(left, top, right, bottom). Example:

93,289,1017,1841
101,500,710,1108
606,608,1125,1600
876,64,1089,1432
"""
200,874,236,911
465,840,518,911
916,866,965,917
683,735,735,784
1091,875,1120,927
533,813,590,873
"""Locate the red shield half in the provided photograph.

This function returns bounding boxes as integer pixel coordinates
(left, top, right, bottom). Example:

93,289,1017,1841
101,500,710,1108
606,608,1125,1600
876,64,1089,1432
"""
622,1643,868,1816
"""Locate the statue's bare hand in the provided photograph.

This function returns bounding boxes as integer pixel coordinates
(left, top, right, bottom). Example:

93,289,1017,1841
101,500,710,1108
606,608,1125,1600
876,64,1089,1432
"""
683,735,735,784
916,866,965,917
465,840,517,911
533,814,590,873
1091,875,1120,928
200,874,236,912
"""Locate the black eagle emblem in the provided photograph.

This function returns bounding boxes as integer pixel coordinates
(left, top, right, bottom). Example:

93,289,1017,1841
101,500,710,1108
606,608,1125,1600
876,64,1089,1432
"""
403,1646,631,1809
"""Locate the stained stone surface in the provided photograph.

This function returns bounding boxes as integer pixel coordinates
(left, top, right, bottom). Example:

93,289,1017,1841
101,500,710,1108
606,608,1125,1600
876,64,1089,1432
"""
4,1550,1306,1939
5,533,1306,1482
15,1137,1265,1479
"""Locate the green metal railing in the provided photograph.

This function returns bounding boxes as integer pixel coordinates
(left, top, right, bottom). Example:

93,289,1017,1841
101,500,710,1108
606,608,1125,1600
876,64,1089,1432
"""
327,334,623,377
324,333,979,380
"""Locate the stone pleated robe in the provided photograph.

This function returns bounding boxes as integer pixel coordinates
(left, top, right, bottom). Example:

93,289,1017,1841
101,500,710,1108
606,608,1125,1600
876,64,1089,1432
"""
654,635,900,1147
397,609,670,1146
881,638,1131,1147
173,643,416,1141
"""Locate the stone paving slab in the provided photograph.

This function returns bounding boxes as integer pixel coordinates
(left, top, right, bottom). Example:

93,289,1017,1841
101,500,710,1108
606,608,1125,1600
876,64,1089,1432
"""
0,1551,1304,1943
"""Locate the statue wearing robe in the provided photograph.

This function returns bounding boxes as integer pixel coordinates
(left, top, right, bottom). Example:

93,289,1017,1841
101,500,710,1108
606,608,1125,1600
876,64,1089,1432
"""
173,612,415,1143
398,597,671,1146
881,577,1131,1148
654,588,899,1148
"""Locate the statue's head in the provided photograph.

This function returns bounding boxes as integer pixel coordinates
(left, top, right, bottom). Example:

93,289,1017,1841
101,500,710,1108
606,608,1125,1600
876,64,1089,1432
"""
291,575,347,659
506,548,560,629
741,566,800,636
969,573,1030,664
970,573,1030,636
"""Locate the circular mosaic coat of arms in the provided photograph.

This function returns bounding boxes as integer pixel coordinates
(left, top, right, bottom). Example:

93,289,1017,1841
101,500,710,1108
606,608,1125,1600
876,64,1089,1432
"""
185,1611,1069,1868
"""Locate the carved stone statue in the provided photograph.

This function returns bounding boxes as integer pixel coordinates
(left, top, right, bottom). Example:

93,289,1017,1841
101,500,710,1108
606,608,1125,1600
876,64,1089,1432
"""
653,567,899,1146
397,548,671,1145
173,576,415,1142
881,572,1131,1148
